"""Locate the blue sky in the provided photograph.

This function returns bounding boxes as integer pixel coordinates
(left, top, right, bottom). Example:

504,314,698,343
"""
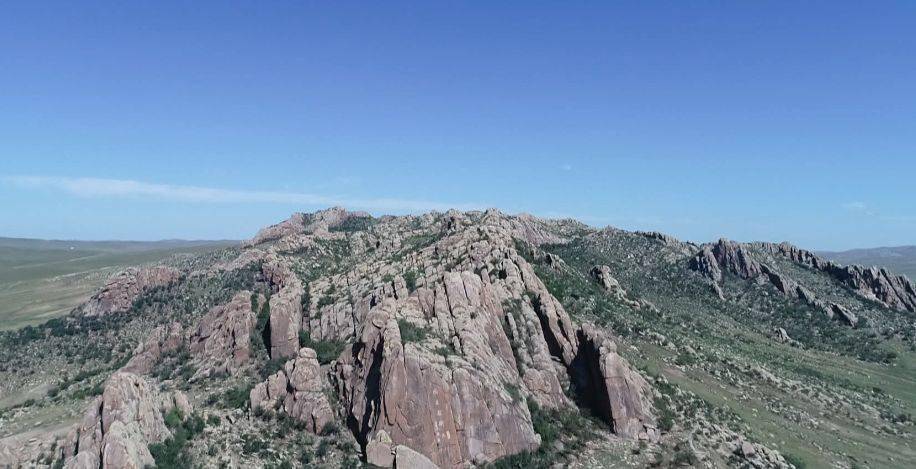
1,1,914,250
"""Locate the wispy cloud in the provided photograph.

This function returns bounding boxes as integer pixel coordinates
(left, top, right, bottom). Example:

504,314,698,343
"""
1,175,483,213
842,201,871,213
841,201,915,223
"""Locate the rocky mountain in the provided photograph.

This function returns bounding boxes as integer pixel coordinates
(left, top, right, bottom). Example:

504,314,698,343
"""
820,246,916,281
0,208,913,469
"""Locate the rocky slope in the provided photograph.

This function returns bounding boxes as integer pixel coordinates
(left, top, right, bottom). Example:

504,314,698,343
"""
1,208,914,469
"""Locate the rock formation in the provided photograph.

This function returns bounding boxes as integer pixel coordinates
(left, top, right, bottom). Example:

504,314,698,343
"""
690,239,872,327
248,207,372,245
589,265,648,310
81,266,181,317
261,258,305,359
334,298,541,468
188,290,262,378
573,324,658,441
122,322,184,375
62,372,191,469
766,242,916,313
250,348,335,433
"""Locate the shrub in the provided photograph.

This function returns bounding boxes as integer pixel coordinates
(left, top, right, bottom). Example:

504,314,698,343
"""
404,270,420,292
299,331,346,364
672,447,698,466
329,216,374,233
260,357,286,379
397,319,428,343
784,453,807,469
220,384,254,409
148,410,206,468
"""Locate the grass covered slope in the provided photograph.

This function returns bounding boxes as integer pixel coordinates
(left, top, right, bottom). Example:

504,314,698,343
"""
533,230,915,468
0,237,235,330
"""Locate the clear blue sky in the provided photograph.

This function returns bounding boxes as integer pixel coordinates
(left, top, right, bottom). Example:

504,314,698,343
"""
1,1,914,250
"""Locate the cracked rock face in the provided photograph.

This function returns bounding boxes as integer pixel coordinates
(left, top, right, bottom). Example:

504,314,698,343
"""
63,372,191,469
81,266,181,317
261,258,305,359
189,290,262,378
250,348,335,433
335,298,541,468
573,324,657,442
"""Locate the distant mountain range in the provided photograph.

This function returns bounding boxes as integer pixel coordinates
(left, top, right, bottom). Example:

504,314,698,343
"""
819,245,916,280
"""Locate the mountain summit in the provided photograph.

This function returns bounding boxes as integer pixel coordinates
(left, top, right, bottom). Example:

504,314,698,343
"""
1,208,914,468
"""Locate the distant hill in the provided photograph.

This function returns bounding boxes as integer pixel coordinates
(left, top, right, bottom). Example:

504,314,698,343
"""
819,245,916,280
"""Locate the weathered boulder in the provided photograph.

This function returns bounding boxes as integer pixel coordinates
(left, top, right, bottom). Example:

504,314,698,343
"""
573,324,657,441
63,372,190,469
81,266,181,317
827,302,858,327
250,348,334,433
774,327,790,342
590,265,622,293
188,290,261,378
394,444,440,469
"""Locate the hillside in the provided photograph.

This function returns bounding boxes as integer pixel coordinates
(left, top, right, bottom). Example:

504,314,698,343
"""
0,238,236,330
0,209,913,469
820,246,916,281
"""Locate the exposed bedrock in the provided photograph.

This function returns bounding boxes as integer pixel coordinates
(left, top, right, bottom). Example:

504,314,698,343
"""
81,266,181,317
62,372,191,469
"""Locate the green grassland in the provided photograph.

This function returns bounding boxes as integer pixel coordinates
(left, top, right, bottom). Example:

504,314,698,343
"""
0,237,235,330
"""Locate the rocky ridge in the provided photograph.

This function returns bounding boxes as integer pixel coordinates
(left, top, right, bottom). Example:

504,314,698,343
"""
2,207,914,468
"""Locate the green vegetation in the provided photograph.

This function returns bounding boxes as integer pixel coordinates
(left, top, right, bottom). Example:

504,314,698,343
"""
487,400,598,468
0,238,233,330
403,270,420,292
329,216,375,233
299,331,346,364
148,407,206,468
397,319,428,343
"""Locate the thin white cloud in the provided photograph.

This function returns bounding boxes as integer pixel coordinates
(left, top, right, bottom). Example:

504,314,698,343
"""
840,201,915,223
842,201,868,211
1,175,483,213
560,164,572,171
